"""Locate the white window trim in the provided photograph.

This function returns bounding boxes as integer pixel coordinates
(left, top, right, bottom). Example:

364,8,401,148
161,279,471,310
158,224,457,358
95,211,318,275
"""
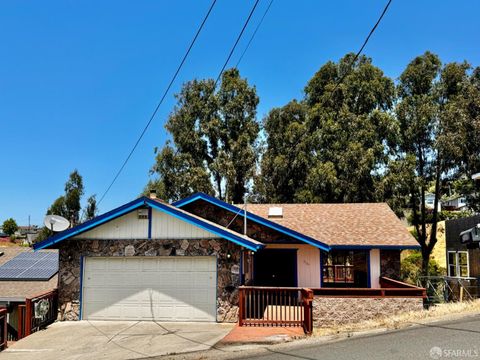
447,251,469,278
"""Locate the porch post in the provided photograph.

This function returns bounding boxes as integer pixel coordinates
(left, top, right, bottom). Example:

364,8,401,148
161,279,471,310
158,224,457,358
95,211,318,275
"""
370,249,381,288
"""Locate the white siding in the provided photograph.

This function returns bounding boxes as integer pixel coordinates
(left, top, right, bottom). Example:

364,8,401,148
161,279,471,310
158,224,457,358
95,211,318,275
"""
266,244,321,287
74,211,148,239
73,208,219,240
370,249,381,288
151,210,217,239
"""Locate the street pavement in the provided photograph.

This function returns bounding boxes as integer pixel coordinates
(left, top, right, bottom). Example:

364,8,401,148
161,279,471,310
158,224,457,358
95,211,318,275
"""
237,315,480,360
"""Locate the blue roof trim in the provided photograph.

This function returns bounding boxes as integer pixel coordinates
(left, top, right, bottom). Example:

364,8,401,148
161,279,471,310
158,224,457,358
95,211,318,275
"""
34,197,264,252
33,197,146,251
173,193,330,251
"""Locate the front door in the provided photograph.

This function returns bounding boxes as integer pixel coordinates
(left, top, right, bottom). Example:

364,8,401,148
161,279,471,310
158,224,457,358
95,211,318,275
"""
254,249,297,287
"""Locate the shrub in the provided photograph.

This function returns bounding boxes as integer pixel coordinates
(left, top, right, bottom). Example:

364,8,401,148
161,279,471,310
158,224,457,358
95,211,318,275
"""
401,251,445,285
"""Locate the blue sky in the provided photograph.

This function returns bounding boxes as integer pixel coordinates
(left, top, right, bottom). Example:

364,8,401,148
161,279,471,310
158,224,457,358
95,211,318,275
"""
1,0,479,226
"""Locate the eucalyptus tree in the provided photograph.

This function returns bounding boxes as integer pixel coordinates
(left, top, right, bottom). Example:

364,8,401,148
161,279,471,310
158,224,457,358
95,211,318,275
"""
150,68,260,203
257,53,396,203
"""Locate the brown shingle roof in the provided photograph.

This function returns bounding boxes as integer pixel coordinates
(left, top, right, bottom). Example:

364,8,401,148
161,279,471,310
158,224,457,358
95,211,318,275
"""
0,246,58,301
243,203,418,247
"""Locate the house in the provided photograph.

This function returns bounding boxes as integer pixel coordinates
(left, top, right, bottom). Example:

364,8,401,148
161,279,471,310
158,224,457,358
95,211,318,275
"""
33,192,424,327
0,246,58,340
425,193,442,212
445,215,480,279
442,194,469,211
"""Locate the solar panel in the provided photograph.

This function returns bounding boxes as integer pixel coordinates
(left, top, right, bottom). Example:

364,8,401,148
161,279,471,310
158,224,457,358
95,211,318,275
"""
0,251,58,281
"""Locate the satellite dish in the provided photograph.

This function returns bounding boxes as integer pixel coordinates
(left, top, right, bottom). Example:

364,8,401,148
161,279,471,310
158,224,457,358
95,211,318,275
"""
44,215,70,232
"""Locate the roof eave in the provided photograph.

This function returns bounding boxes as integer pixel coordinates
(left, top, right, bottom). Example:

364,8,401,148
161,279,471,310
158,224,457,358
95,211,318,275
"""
34,196,264,253
173,193,330,251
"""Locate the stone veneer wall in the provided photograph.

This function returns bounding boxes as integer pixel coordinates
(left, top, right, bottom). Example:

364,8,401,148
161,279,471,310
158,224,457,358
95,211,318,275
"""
313,296,424,328
183,200,300,244
58,238,242,322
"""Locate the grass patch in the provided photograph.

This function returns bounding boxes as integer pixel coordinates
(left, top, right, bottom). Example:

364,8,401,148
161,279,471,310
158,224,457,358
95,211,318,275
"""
313,300,480,337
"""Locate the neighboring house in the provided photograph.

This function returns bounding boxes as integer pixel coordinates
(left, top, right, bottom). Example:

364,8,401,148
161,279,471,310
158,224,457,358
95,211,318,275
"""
442,195,469,211
33,192,422,325
445,215,480,279
14,225,40,238
0,246,58,339
425,193,442,212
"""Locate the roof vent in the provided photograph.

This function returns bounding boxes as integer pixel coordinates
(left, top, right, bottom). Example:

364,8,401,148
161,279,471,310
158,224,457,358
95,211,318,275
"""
268,207,283,218
138,208,149,220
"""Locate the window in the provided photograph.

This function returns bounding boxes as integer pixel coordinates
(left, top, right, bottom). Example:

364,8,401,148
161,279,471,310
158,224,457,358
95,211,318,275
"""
321,250,368,287
448,251,469,278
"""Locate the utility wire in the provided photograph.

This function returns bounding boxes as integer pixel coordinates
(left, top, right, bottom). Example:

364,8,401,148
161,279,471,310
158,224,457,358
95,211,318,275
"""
284,0,393,161
329,0,392,96
96,0,217,208
214,0,260,88
175,0,261,159
235,0,274,68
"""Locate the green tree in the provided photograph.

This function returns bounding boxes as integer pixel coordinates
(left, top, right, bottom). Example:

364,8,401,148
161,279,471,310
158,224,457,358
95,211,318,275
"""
85,195,97,221
394,51,443,278
257,54,396,203
255,100,309,203
63,169,84,225
35,170,88,243
2,218,18,236
437,63,480,211
150,68,260,203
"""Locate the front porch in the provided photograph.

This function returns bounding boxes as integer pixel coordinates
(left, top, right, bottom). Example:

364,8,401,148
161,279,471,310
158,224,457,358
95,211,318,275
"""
239,245,426,333
241,245,399,290
237,278,426,334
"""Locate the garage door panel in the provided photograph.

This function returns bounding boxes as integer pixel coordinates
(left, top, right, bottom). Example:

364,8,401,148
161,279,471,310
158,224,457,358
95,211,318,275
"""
82,257,217,322
157,258,176,270
194,272,215,287
174,258,193,271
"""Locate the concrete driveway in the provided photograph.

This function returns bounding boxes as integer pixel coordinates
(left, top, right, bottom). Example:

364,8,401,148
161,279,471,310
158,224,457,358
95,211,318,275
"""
1,321,235,360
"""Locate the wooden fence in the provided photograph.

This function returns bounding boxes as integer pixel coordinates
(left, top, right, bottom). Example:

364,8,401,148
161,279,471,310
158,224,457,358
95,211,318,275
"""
313,277,426,298
24,289,58,337
4,289,58,345
238,286,314,334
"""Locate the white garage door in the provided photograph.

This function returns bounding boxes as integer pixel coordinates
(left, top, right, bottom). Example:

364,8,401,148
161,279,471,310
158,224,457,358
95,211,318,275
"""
82,257,217,322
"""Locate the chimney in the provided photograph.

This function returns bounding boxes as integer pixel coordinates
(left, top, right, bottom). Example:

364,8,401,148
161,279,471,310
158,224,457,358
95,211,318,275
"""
149,189,157,199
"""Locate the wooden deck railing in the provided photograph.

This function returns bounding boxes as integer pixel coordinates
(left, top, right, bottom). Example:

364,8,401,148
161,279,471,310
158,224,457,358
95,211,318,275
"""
24,289,58,337
0,307,7,351
238,286,314,334
313,278,426,298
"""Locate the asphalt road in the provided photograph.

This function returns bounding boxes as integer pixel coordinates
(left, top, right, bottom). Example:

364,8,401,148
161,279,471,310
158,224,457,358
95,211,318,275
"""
240,315,480,360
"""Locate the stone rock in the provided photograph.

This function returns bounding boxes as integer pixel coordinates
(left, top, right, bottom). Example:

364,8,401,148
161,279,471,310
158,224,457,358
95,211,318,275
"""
124,245,135,256
312,297,424,328
230,264,240,274
180,240,189,250
176,249,185,256
92,240,99,251
158,247,172,256
144,248,157,256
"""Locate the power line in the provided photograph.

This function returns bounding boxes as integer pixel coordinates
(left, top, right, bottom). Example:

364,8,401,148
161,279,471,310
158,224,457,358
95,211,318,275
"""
174,0,261,158
329,0,392,95
235,0,274,68
284,0,393,161
95,0,217,208
214,0,260,88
